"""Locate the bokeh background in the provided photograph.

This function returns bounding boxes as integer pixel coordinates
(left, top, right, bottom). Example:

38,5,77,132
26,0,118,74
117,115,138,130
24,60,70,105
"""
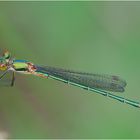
0,1,140,139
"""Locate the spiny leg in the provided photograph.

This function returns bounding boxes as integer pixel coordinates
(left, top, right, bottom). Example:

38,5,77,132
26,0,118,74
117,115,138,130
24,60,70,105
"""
0,69,9,80
11,72,15,87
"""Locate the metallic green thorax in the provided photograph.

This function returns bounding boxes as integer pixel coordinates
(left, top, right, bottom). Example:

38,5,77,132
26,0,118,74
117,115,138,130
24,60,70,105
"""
13,60,29,71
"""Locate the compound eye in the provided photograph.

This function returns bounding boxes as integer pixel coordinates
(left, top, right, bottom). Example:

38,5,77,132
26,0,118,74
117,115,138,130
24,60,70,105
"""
0,59,3,64
3,51,11,59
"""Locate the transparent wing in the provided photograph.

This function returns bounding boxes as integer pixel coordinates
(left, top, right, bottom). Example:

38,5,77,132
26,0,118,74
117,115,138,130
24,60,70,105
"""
0,70,14,87
36,66,127,92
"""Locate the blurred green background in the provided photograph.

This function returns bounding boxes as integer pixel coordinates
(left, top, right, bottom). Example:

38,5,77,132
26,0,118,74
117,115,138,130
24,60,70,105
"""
0,1,140,139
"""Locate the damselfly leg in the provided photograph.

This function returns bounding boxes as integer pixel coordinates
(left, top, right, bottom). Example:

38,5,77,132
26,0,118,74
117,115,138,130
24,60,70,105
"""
0,70,9,80
11,72,15,87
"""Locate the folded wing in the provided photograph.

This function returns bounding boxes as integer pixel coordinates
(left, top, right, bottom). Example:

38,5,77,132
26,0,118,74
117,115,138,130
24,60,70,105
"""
36,66,127,92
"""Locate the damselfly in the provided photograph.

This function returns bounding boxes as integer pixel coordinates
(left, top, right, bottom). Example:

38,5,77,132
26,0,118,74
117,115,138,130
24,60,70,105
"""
0,50,139,108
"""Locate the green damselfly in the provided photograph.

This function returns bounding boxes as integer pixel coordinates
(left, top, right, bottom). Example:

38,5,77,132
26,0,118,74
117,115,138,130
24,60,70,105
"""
0,50,139,108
